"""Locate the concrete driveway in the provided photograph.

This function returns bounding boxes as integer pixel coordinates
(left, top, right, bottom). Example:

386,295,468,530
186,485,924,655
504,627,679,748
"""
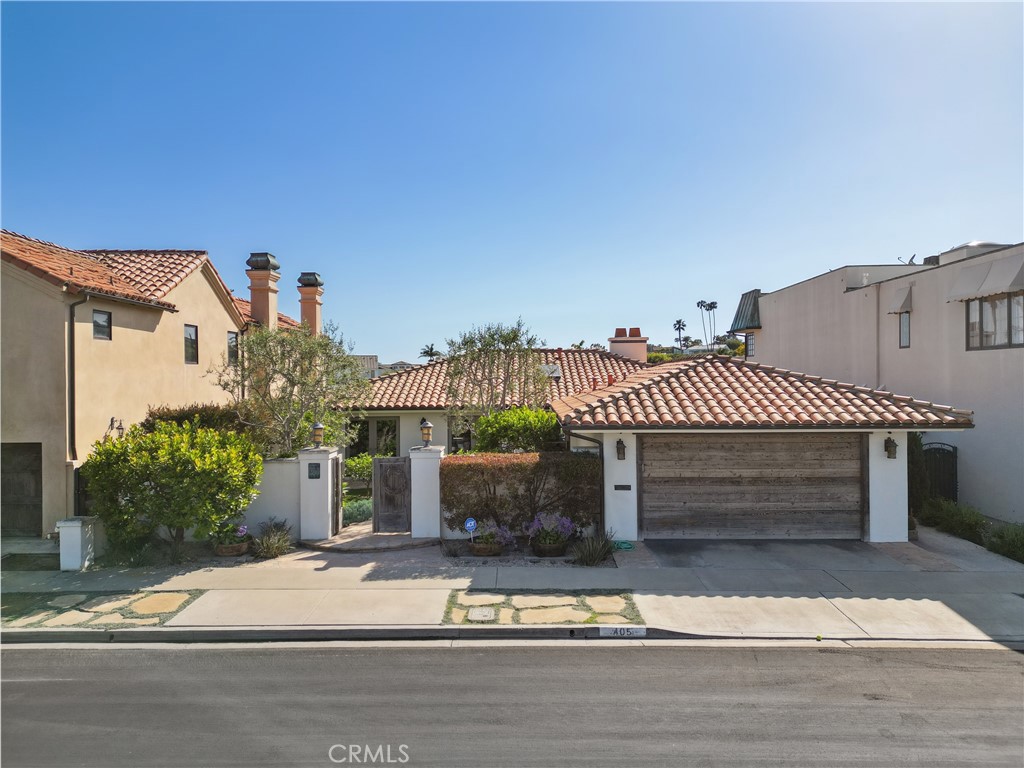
645,539,912,571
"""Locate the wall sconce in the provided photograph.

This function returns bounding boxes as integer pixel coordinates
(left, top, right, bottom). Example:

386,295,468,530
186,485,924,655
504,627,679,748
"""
420,418,433,447
616,439,626,460
884,436,898,459
311,422,325,449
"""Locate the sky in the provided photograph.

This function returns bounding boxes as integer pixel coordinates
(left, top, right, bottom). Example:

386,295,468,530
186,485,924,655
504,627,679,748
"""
3,1,1022,362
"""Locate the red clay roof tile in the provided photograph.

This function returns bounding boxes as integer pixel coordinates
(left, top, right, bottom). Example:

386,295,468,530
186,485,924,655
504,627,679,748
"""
551,356,974,430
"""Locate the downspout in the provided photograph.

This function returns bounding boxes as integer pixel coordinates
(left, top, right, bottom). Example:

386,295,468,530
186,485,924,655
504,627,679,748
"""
565,429,606,536
874,282,882,389
66,290,90,461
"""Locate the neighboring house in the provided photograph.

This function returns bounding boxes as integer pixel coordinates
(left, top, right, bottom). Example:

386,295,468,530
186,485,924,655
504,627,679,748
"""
729,241,1023,525
550,356,973,542
361,327,651,456
0,232,316,537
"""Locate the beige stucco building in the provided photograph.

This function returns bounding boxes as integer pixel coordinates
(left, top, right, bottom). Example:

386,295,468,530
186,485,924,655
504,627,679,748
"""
1,231,314,538
730,241,1023,525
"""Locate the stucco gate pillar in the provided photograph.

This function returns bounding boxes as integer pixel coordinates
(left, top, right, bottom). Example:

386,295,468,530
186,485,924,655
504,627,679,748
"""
298,447,339,541
409,446,444,538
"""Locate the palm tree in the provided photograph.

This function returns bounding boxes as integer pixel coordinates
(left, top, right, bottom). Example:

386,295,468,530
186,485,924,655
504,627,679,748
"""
419,343,441,362
672,319,686,352
696,300,719,349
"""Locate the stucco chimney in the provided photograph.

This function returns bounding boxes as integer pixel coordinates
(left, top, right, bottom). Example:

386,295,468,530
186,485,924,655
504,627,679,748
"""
608,326,648,363
297,272,324,335
246,252,281,331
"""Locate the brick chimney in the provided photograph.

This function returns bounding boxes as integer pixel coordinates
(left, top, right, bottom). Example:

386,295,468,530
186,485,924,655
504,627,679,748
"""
297,272,324,335
608,327,648,363
246,252,281,331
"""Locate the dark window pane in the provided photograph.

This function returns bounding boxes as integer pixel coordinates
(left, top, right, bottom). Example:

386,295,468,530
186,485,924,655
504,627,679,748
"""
227,331,239,365
184,324,199,364
92,310,112,340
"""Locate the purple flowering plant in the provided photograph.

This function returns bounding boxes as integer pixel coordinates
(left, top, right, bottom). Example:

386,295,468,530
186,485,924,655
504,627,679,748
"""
211,519,251,545
473,521,516,548
525,512,576,545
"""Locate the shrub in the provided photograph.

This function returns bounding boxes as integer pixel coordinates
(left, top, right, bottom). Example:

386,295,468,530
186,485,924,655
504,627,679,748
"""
647,352,673,364
570,535,614,566
920,498,989,545
440,452,600,534
473,407,562,453
987,523,1024,564
140,402,260,441
81,420,263,559
345,498,374,525
344,453,389,484
251,518,293,559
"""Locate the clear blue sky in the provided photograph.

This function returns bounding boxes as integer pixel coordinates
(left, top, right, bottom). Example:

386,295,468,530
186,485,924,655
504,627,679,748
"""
3,2,1021,361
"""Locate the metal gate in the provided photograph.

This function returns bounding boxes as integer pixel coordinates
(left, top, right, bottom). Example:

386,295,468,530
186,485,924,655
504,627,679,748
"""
923,442,958,502
1,443,43,537
331,454,343,535
371,456,411,533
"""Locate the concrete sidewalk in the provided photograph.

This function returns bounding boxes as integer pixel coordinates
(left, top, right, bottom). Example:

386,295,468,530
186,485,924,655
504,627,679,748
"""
3,528,1023,643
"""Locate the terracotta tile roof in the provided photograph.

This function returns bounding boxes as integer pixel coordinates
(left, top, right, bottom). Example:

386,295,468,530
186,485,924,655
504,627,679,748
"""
232,297,302,330
552,356,974,430
83,249,208,300
366,349,648,410
1,230,176,309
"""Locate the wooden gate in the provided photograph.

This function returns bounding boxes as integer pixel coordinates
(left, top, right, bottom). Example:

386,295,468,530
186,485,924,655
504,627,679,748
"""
923,442,958,502
372,456,411,533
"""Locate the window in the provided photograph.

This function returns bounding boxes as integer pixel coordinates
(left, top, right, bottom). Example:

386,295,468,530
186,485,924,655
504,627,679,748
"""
92,310,112,340
898,313,910,348
227,331,239,366
744,333,755,358
966,292,1024,350
184,324,199,364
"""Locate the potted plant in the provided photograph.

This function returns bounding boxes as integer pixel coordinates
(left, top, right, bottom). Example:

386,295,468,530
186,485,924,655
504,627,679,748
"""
525,512,576,557
466,522,515,557
210,520,251,556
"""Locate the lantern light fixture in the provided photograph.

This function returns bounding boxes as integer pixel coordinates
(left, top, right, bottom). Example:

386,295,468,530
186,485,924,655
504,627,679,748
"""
420,418,434,447
884,436,898,459
616,439,626,460
312,422,325,449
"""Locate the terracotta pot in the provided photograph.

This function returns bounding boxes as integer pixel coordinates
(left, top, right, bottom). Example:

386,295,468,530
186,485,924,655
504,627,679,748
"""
531,540,569,558
214,541,250,557
467,541,504,557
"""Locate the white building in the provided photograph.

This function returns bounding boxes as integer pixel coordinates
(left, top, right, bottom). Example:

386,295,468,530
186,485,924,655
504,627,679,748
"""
729,241,1023,525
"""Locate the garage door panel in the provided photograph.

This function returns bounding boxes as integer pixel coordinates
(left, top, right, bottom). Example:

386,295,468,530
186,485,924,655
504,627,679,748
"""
639,433,864,539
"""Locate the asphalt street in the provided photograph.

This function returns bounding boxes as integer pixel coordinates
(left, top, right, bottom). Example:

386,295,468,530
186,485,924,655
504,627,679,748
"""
2,645,1022,768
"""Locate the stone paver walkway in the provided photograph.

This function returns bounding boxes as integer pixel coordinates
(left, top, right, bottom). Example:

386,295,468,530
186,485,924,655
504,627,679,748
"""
445,591,644,626
1,591,201,629
301,521,438,553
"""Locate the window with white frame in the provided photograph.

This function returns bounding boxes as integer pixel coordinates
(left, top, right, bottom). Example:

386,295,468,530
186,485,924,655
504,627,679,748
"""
898,313,910,348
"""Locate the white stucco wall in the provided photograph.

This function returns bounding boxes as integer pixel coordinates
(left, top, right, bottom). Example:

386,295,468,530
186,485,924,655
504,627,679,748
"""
242,459,300,539
865,431,910,542
741,245,1023,524
410,446,443,538
601,431,639,540
397,411,450,457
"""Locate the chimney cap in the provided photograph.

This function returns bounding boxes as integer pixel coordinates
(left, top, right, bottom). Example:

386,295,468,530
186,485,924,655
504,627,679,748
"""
247,252,280,271
298,272,324,287
614,328,627,338
628,327,641,338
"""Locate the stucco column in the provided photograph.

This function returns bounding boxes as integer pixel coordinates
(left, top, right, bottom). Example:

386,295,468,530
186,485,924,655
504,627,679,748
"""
866,431,909,542
298,447,338,541
409,446,444,538
603,432,639,540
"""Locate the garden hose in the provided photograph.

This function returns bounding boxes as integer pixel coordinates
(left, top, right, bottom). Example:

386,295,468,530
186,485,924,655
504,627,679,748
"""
612,541,635,551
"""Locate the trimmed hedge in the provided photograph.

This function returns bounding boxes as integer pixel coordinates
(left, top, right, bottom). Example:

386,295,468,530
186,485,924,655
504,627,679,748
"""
473,407,562,453
440,451,600,534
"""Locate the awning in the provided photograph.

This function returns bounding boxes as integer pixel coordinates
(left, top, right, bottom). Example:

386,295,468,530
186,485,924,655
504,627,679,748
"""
978,253,1024,297
947,261,993,302
947,253,1024,301
888,286,912,314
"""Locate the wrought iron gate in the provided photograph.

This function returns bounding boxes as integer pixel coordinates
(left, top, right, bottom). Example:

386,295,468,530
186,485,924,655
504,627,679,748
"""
923,442,958,502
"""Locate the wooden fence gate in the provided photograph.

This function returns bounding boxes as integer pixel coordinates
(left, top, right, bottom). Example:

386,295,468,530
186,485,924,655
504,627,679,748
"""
372,456,411,533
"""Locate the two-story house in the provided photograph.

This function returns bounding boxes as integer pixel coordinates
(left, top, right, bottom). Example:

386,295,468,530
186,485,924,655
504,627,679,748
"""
0,231,316,538
729,241,1023,525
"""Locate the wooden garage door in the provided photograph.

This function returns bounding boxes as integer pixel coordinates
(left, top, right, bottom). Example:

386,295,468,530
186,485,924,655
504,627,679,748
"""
639,433,864,539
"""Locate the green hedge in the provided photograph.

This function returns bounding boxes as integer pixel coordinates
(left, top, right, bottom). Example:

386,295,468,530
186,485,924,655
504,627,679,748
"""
473,407,562,453
439,451,600,534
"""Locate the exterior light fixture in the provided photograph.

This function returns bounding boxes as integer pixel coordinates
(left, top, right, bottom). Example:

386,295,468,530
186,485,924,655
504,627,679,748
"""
420,418,434,447
115,420,125,439
312,422,325,449
884,436,898,459
616,439,626,460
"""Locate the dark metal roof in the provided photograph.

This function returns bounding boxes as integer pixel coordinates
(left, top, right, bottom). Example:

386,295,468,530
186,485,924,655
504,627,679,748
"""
729,289,762,333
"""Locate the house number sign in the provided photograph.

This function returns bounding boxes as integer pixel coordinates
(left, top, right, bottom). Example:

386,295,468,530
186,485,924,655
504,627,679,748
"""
308,463,321,480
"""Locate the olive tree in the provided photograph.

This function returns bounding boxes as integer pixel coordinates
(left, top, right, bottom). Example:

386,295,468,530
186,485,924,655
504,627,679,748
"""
212,322,370,457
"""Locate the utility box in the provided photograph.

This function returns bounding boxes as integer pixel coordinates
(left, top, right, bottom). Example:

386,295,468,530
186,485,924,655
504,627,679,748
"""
56,516,98,571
